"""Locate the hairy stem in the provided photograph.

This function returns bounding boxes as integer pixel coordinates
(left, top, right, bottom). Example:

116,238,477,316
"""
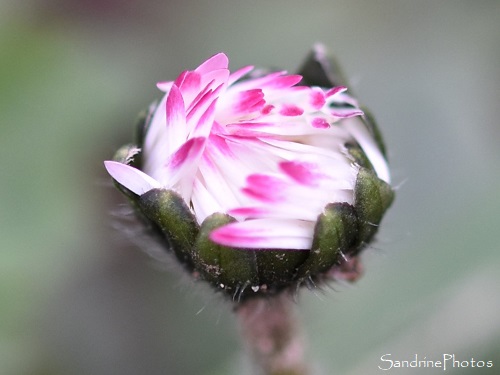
236,293,309,375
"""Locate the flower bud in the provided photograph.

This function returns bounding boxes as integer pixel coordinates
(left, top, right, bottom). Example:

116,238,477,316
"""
105,46,394,301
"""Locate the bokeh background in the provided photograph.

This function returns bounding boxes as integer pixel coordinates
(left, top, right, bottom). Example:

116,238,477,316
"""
1,1,499,374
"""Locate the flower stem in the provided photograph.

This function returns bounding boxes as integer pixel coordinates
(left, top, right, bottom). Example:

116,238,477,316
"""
236,292,309,375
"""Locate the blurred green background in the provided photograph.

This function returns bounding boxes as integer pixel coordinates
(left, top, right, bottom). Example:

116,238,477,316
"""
1,1,499,374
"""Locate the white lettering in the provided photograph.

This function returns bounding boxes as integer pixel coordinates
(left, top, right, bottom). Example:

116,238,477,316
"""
377,353,493,371
378,354,393,370
443,353,453,371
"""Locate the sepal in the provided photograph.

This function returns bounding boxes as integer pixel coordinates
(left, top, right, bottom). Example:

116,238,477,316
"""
138,189,199,266
194,213,259,296
254,250,309,294
297,203,358,279
298,44,348,88
354,168,394,247
112,143,140,165
346,142,375,172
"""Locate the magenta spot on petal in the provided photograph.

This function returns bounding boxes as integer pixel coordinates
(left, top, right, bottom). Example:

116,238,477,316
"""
311,117,330,129
174,71,188,87
187,80,215,114
229,207,266,217
242,188,280,203
271,74,303,88
279,161,319,186
207,133,233,157
193,98,217,137
167,137,204,171
209,225,261,247
310,89,326,109
166,85,186,127
261,104,275,115
186,89,213,122
247,174,282,189
224,126,268,137
279,104,304,116
242,174,285,202
326,86,347,97
233,89,265,114
256,73,303,89
179,71,201,93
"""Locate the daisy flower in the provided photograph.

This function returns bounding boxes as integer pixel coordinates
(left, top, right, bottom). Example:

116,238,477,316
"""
105,48,394,298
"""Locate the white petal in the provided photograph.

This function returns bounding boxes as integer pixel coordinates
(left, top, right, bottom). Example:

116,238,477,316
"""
142,95,169,176
228,65,253,86
343,118,391,183
191,178,223,224
197,157,245,211
104,161,160,195
195,53,229,75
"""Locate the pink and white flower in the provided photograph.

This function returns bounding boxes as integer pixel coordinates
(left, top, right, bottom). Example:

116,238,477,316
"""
104,53,390,250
